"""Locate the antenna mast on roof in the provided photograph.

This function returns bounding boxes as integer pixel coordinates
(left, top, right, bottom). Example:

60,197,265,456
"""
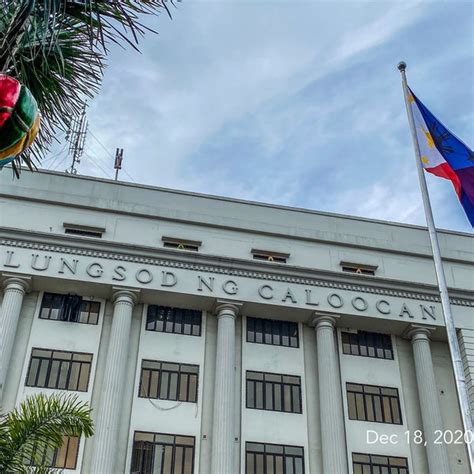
66,104,88,174
114,148,123,181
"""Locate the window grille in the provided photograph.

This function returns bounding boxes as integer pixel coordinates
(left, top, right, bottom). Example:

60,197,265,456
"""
139,360,199,403
26,348,93,392
346,383,403,425
25,436,80,470
246,371,302,414
251,249,289,263
340,261,377,275
146,305,202,336
247,317,299,348
131,431,195,474
352,453,409,474
63,222,104,238
245,442,304,474
162,236,201,251
40,292,100,325
341,331,393,360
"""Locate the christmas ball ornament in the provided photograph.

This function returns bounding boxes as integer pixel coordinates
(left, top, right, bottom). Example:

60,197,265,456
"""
0,74,40,167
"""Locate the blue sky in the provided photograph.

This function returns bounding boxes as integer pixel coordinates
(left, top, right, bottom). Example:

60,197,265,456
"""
44,0,474,232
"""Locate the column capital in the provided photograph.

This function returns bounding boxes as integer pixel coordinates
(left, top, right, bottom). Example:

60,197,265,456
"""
404,324,436,342
111,287,140,305
311,312,340,329
2,274,31,293
214,299,243,318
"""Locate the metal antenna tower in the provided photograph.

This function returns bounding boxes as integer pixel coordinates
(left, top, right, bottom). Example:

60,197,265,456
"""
114,148,124,181
66,104,88,174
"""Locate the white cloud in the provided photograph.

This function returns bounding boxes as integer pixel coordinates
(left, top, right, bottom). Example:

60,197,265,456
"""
45,0,473,232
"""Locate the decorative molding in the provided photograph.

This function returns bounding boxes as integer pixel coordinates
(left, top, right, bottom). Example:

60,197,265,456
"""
1,237,473,307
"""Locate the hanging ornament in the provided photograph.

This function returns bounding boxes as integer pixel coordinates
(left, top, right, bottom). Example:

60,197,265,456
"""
0,74,40,168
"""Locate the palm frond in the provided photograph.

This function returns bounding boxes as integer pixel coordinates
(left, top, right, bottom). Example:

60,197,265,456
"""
0,393,93,473
4,8,104,172
0,0,176,174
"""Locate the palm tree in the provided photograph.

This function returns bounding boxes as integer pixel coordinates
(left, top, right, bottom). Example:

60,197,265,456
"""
0,0,174,175
0,393,94,473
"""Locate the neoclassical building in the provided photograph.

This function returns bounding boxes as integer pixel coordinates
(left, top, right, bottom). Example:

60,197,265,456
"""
0,170,472,474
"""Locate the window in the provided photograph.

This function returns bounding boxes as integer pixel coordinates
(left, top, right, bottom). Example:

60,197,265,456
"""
63,222,104,238
246,442,304,474
26,348,93,392
139,360,199,403
347,383,402,425
161,236,201,251
247,317,299,348
246,371,302,414
251,249,289,264
25,436,80,470
146,305,202,336
340,261,377,276
341,331,393,360
40,292,100,325
352,453,409,474
131,431,195,474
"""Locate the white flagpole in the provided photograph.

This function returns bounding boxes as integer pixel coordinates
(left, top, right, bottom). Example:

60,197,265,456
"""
398,61,474,470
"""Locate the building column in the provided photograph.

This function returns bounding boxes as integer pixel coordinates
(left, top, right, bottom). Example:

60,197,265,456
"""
0,275,30,402
211,300,242,474
313,314,348,474
90,288,139,474
407,325,451,474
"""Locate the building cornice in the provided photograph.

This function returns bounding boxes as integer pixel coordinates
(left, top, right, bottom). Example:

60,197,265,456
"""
1,230,473,308
1,186,473,264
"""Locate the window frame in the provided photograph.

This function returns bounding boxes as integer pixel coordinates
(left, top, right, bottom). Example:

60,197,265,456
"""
340,260,378,276
139,359,199,403
346,382,403,425
63,222,104,238
39,292,101,325
246,317,299,348
131,430,195,474
245,441,305,474
341,330,394,360
25,348,93,392
146,305,202,337
25,435,80,470
161,236,201,252
246,370,302,414
251,248,290,264
352,452,409,474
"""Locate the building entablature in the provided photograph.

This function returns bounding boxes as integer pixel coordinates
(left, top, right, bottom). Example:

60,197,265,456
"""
1,230,472,337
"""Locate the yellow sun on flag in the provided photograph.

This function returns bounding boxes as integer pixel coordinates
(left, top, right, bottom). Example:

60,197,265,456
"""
422,127,435,149
421,156,429,164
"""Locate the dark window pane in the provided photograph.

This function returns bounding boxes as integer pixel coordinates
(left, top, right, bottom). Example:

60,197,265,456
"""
342,332,351,354
265,384,273,410
246,371,302,414
132,432,195,474
245,443,304,474
247,317,299,348
146,306,202,337
68,362,81,390
274,384,282,411
247,380,255,408
139,360,199,403
26,348,93,392
39,293,99,325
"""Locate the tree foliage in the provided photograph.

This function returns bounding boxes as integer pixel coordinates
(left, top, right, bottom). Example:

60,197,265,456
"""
0,393,94,473
0,0,174,174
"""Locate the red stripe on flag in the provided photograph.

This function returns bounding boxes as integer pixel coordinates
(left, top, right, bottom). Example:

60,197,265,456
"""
425,162,462,198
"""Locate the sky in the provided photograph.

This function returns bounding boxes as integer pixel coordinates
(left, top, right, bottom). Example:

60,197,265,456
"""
43,0,474,232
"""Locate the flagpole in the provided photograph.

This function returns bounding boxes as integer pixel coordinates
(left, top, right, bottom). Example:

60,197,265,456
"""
398,61,474,470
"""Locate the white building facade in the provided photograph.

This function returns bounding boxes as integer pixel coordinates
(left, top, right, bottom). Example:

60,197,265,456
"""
0,170,472,474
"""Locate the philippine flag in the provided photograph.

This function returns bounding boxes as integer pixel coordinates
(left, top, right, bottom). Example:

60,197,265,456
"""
408,87,474,227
